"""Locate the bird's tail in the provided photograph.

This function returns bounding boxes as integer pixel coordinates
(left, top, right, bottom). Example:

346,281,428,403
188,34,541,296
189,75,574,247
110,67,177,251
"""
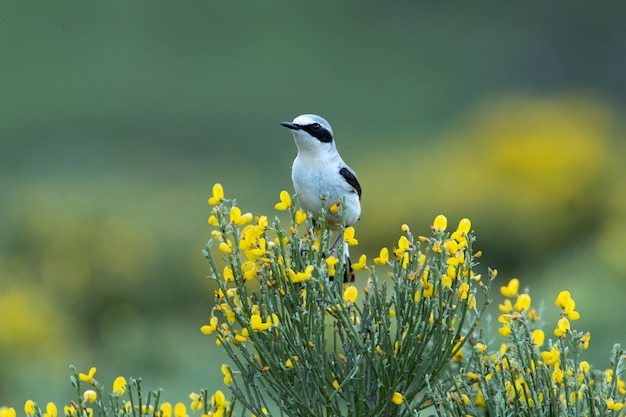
341,241,355,283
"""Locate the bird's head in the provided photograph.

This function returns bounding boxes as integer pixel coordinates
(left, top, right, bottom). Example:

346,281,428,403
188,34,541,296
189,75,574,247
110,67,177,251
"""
280,114,337,157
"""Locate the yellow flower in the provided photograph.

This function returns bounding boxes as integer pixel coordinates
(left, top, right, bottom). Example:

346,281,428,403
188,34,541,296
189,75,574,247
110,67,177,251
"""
441,275,452,288
221,364,233,385
555,290,581,320
295,209,307,225
24,401,36,416
500,278,519,297
457,282,469,300
250,408,269,417
79,367,97,384
332,380,340,389
343,285,358,304
160,402,173,417
607,399,624,411
250,314,272,332
554,317,570,337
274,190,292,210
374,247,389,265
189,393,203,412
581,332,591,350
432,214,447,231
514,293,531,311
532,329,545,347
201,316,219,335
0,408,16,417
413,291,421,304
344,227,358,246
498,299,513,312
457,218,471,235
401,224,410,232
83,390,97,404
351,254,368,271
229,206,253,226
174,403,188,417
112,376,127,396
63,405,77,417
475,390,486,407
208,215,218,226
211,390,230,409
285,356,299,368
329,202,341,214
541,345,560,366
443,239,459,255
498,314,512,337
208,183,225,205
288,265,314,283
392,392,404,405
218,241,233,254
393,236,411,258
326,256,339,278
421,278,433,298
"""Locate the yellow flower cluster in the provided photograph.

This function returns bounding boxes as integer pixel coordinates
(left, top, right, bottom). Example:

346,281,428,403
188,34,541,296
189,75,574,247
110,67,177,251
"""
19,367,131,417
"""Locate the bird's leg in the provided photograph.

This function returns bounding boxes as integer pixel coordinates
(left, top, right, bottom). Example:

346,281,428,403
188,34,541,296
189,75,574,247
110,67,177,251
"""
328,229,354,283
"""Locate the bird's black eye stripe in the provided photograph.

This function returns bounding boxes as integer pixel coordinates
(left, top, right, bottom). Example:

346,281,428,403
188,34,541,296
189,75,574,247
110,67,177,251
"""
301,123,333,143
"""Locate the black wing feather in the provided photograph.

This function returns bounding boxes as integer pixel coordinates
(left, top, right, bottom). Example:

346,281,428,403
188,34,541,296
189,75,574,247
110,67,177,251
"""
339,167,362,200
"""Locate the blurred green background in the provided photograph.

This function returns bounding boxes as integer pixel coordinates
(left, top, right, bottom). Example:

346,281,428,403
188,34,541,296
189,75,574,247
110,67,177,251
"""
2,1,626,407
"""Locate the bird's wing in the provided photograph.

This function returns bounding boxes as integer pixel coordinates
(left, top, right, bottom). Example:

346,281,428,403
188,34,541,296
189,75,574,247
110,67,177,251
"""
339,167,362,199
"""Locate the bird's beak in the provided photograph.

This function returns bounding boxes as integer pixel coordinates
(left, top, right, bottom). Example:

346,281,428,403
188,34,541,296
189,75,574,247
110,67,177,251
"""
280,121,299,130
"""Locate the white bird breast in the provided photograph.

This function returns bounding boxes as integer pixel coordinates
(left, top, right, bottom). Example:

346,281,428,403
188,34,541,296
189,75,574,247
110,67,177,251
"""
291,156,361,228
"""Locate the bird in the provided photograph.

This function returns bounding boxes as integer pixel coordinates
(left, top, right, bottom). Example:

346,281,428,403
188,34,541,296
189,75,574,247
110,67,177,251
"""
280,114,361,282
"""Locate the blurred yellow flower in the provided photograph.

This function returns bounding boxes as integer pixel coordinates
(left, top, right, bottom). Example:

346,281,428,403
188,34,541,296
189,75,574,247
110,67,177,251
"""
326,256,338,277
432,215,447,231
285,356,299,368
83,390,97,404
607,399,624,411
174,403,188,417
221,364,233,385
211,390,230,410
329,202,341,214
112,376,127,396
189,393,202,412
555,290,580,320
457,218,471,235
229,206,253,226
393,236,411,258
541,345,560,366
374,247,389,265
218,241,233,255
208,183,225,205
24,401,36,416
295,209,307,225
554,317,570,337
532,329,545,347
274,191,292,211
392,392,404,405
351,254,368,271
288,265,314,283
343,285,358,304
514,294,531,312
581,332,591,350
343,227,358,246
79,367,97,384
500,278,519,298
160,403,172,417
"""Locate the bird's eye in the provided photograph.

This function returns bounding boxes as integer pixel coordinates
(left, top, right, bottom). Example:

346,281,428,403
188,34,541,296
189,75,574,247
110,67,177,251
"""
311,123,321,131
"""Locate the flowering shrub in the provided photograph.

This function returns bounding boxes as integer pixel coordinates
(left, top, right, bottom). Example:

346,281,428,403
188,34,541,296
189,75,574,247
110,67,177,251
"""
4,184,626,417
